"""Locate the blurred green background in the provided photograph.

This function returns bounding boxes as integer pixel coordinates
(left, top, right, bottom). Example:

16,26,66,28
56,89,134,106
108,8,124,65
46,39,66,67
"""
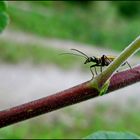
0,1,140,139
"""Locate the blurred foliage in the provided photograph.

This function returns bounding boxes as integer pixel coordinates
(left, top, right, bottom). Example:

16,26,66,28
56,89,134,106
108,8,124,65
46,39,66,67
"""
0,1,8,12
0,1,9,33
65,1,92,8
0,40,81,69
7,1,140,53
0,1,139,68
85,131,140,139
0,104,140,138
114,1,140,18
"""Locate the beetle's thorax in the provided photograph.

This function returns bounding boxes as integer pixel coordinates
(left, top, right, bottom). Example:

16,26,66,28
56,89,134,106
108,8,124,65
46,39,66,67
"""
84,56,99,64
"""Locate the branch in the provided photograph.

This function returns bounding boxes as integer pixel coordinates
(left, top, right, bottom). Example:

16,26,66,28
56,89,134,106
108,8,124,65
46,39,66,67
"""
0,65,140,128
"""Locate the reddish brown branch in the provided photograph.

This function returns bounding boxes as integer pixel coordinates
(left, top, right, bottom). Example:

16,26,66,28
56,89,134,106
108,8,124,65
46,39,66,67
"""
0,65,140,128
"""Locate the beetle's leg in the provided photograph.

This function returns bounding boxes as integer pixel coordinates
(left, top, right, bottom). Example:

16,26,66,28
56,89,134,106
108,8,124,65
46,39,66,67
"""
90,66,94,77
121,61,132,69
126,61,132,69
90,64,98,78
100,66,102,73
94,67,98,75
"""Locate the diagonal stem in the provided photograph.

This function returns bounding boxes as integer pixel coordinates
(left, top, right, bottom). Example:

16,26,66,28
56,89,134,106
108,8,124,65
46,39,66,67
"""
93,35,140,89
0,65,140,128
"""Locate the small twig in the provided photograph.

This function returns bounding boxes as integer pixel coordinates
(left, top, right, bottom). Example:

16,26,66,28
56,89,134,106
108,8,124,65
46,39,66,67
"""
93,35,140,90
0,65,140,128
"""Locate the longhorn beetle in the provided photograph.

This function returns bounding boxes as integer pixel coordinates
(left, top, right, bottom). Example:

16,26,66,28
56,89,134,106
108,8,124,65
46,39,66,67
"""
61,48,131,77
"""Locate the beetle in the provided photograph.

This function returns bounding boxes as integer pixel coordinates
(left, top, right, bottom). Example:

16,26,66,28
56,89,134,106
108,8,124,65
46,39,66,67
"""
61,48,131,77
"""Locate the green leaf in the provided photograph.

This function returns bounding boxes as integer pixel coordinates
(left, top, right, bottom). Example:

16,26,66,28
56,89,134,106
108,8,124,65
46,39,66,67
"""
0,1,9,33
0,12,9,32
84,131,140,139
0,1,7,12
99,80,110,96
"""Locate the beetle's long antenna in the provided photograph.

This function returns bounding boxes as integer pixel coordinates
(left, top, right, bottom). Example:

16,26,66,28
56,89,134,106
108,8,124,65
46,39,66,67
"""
71,48,89,59
60,52,87,59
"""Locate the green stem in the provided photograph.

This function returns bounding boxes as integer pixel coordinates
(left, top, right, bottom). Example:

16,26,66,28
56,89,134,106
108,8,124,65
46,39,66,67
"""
90,35,140,90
